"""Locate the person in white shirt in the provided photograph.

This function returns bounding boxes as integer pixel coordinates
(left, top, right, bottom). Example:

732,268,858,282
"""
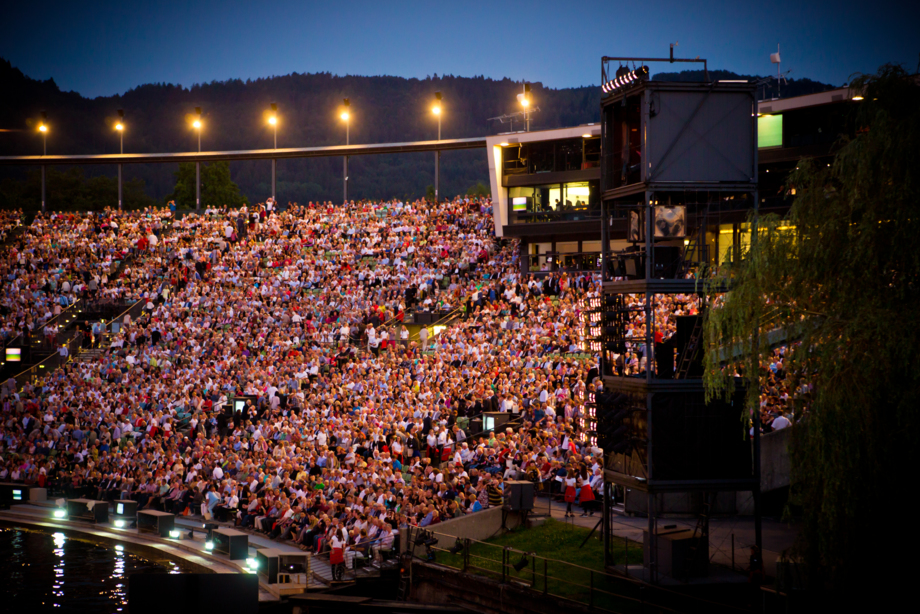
772,410,791,430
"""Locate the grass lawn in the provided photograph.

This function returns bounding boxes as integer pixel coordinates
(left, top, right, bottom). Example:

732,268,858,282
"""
435,519,649,613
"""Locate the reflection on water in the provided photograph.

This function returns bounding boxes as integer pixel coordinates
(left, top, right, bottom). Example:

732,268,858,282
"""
0,527,197,613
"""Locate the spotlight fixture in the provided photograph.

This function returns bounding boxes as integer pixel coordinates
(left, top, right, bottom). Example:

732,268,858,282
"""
449,538,464,555
601,66,650,94
246,557,258,569
53,509,66,518
169,530,182,539
205,541,215,551
513,553,530,572
114,519,126,528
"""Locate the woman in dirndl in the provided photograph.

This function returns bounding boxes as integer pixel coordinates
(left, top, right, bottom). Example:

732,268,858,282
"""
330,527,346,580
563,470,578,518
578,474,596,517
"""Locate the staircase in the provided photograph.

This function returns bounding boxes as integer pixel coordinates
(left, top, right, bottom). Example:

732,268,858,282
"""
675,315,703,379
76,347,106,363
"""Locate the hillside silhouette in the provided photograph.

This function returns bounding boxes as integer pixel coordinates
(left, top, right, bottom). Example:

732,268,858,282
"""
0,59,835,208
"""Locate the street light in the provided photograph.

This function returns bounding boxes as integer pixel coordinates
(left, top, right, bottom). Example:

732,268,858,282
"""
193,107,202,211
517,83,532,131
433,91,442,203
116,109,124,210
39,111,47,212
268,102,278,203
341,98,350,204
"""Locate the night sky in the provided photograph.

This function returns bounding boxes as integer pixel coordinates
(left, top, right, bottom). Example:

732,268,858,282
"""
1,0,915,98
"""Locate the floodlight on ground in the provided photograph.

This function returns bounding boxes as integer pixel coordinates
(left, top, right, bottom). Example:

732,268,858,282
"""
513,553,530,572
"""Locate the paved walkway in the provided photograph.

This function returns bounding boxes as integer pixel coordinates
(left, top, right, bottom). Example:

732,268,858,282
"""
536,496,798,577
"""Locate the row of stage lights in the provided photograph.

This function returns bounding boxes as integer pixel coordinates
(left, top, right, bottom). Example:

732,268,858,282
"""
601,66,650,94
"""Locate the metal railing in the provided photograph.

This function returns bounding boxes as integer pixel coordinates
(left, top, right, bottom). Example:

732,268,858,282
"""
412,304,465,342
413,526,751,614
13,331,83,391
417,527,666,614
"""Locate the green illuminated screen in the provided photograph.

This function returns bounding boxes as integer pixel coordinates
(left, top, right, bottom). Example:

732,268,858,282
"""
758,114,783,149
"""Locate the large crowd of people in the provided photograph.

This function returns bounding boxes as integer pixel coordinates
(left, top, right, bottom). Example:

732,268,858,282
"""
0,197,608,559
0,209,170,346
0,196,799,560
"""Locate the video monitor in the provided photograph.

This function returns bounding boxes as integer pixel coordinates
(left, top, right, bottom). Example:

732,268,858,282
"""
6,348,21,362
511,197,529,212
628,210,643,242
654,206,687,238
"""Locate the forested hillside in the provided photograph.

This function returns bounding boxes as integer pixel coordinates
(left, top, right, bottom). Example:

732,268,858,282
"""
0,58,835,209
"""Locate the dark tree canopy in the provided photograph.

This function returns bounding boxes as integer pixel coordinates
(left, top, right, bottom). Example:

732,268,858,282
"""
703,64,920,592
166,161,248,209
0,167,156,211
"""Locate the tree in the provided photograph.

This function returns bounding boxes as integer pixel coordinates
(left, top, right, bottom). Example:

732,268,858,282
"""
166,161,248,209
702,65,920,593
466,181,490,197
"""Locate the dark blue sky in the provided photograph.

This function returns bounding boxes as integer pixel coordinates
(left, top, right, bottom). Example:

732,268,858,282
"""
1,0,915,98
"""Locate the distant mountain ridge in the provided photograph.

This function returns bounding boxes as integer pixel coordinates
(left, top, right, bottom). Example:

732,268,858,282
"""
0,59,836,207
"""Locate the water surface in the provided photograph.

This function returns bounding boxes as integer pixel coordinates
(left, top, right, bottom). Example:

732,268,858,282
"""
0,527,195,613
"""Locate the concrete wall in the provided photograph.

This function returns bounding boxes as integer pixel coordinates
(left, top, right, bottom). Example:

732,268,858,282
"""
760,426,792,493
400,507,522,557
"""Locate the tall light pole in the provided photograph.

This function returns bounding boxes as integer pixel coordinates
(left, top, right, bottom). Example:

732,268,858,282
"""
432,92,442,203
115,109,124,210
39,111,47,213
518,83,532,132
341,98,350,204
193,107,202,211
268,103,278,204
